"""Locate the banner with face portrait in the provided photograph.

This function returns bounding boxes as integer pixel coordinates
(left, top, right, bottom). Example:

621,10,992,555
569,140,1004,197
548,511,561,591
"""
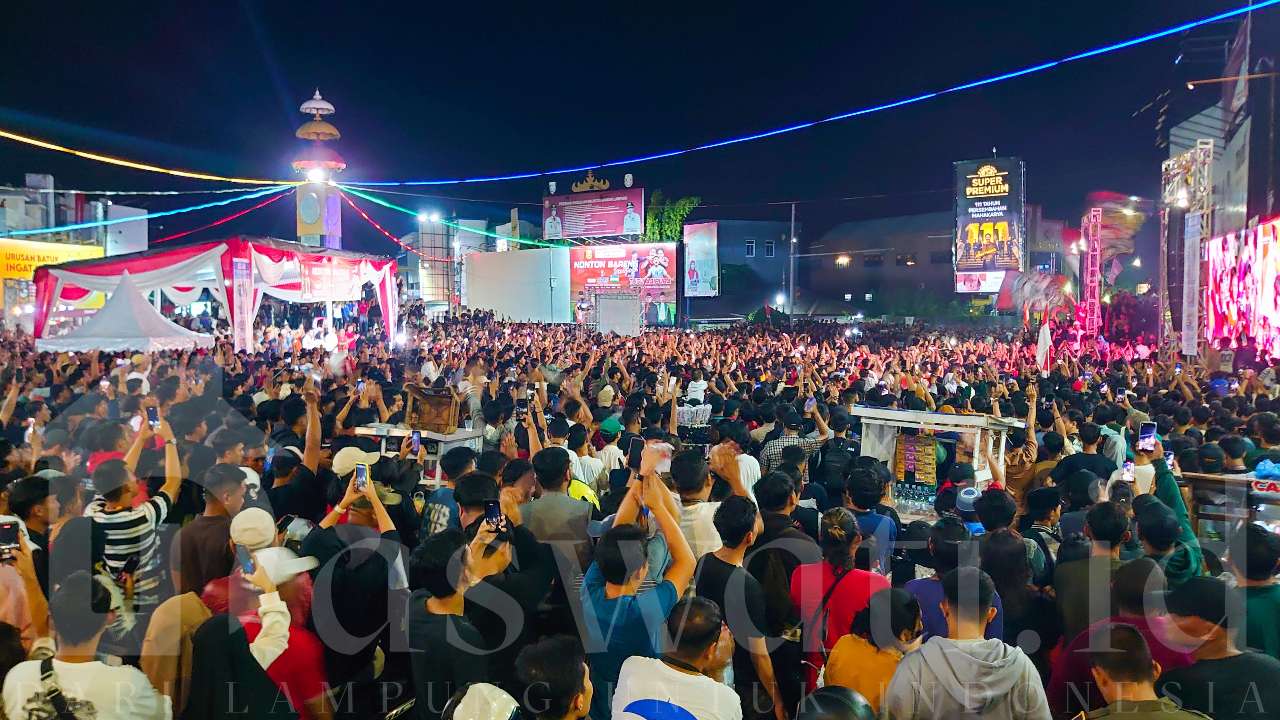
954,157,1026,293
542,188,645,240
682,222,719,297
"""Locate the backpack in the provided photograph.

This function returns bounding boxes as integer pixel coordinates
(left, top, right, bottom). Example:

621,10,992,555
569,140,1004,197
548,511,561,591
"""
816,437,854,495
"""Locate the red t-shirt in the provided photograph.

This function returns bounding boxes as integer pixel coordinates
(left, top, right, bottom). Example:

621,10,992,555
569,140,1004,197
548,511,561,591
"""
789,561,890,688
240,616,327,719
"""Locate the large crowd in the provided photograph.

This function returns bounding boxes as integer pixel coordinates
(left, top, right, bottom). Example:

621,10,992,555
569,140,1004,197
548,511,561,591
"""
0,311,1278,720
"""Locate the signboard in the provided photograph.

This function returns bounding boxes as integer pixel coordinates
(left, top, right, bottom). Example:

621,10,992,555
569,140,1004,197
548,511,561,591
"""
299,257,362,302
231,257,254,353
954,157,1025,293
1181,220,1201,357
569,243,675,326
543,188,645,240
682,222,719,297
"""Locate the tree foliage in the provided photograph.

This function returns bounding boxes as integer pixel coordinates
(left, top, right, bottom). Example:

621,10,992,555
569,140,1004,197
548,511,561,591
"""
642,190,701,243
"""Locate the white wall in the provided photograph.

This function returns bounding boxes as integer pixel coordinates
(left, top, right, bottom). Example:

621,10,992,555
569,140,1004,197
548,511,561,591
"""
465,247,571,323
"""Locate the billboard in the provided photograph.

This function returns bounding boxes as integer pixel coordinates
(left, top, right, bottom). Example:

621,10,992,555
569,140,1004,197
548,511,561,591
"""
1204,218,1280,358
543,188,644,240
569,243,675,326
954,157,1025,293
682,222,719,297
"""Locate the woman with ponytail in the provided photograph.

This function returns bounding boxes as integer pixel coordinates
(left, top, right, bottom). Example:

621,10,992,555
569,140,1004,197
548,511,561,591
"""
789,508,890,690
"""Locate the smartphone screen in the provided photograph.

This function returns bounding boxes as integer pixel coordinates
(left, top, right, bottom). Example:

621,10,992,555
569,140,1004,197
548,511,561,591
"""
484,499,502,528
1138,421,1157,452
1122,461,1135,483
1164,451,1176,466
1175,362,1183,376
627,437,645,471
804,397,817,413
667,376,677,392
411,431,422,454
357,380,366,394
146,406,160,429
355,463,368,491
235,545,256,575
0,521,19,549
99,379,110,391
265,447,276,472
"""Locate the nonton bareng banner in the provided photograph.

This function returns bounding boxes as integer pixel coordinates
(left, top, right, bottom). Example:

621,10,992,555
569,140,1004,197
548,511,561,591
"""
543,188,645,240
682,222,719,297
569,243,676,302
954,157,1025,293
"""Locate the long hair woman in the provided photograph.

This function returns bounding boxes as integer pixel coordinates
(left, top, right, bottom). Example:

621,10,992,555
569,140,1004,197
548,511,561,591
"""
789,508,891,691
979,529,1060,682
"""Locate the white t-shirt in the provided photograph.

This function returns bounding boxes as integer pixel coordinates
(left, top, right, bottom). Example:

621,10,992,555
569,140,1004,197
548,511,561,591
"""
679,501,722,560
126,370,151,395
686,379,709,403
578,453,605,492
612,656,742,720
736,454,761,499
3,659,171,720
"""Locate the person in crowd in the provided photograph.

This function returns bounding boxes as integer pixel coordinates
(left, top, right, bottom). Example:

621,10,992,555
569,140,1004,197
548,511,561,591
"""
406,523,511,720
525,447,595,572
793,687,876,720
1050,422,1117,484
610,596,740,720
1017,487,1063,579
882,567,1051,720
842,468,895,574
580,445,695,720
1053,500,1129,645
421,445,477,535
761,409,831,480
169,463,245,595
1155,576,1280,720
516,636,593,720
980,528,1060,682
675,443,750,560
973,488,1047,584
1085,624,1210,720
694,495,787,720
822,588,922,713
905,515,1004,641
1057,469,1102,539
2,571,170,719
1228,522,1280,659
1047,558,1193,718
4,476,55,596
790,508,890,690
1133,440,1202,588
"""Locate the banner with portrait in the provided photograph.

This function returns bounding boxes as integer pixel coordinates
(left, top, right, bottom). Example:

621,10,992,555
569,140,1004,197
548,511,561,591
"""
682,222,719,297
954,157,1026,293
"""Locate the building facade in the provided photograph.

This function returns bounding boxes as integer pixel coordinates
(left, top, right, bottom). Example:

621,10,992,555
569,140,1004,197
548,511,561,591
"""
684,219,794,319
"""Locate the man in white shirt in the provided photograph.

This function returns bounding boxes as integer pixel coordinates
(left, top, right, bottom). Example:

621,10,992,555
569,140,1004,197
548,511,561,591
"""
127,353,151,395
674,443,750,560
612,595,740,720
685,369,709,404
3,571,171,719
546,417,586,485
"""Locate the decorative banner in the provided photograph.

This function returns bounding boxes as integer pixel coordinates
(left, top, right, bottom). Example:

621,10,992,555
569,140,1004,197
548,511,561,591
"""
569,243,676,326
543,188,645,240
895,434,937,485
1181,219,1202,357
299,257,361,302
231,257,254,353
682,222,719,297
954,157,1025,293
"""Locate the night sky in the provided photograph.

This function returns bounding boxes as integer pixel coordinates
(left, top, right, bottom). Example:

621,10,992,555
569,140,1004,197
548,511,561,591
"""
0,0,1257,255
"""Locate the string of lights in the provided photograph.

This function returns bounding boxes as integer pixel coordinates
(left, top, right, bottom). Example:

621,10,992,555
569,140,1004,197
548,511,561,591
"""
0,1,1273,189
0,128,294,185
338,185,568,249
335,0,1279,186
338,191,453,262
152,190,293,244
0,185,292,238
0,184,276,196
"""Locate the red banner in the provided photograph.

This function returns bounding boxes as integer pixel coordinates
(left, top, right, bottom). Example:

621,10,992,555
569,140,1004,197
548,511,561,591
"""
299,257,361,302
569,243,675,302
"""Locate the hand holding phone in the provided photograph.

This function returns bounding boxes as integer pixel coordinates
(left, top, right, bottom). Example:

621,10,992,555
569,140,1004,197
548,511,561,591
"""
0,520,19,551
235,544,256,575
411,431,422,454
627,437,645,471
1137,421,1158,453
146,406,161,429
355,463,369,492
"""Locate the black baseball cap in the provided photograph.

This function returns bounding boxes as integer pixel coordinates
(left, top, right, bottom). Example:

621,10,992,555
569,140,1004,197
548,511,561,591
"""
1159,576,1243,629
783,412,805,430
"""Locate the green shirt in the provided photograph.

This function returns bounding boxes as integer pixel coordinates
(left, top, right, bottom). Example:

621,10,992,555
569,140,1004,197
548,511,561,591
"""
1087,697,1211,719
1241,584,1280,660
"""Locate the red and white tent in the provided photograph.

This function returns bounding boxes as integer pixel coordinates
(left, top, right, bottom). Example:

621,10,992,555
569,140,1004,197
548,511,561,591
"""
33,236,397,352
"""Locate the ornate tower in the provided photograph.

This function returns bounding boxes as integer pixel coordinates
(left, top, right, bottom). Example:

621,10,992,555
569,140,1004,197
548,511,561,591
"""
291,90,346,249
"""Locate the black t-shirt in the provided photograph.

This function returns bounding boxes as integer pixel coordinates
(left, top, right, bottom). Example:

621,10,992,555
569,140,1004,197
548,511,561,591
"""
694,553,768,693
1049,452,1117,484
264,463,329,523
407,590,489,720
1157,652,1280,720
343,405,380,428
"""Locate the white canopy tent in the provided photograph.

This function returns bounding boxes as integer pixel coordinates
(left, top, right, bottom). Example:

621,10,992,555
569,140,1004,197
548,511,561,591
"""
35,271,214,353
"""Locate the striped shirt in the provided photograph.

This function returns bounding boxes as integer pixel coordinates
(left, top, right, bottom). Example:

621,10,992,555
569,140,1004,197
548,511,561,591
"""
84,494,172,608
